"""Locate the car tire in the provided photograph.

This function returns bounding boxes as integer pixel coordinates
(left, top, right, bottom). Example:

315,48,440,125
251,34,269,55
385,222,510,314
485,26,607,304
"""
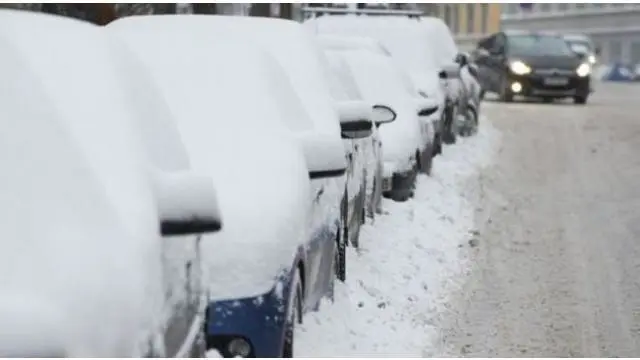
442,105,457,145
433,132,443,156
459,106,479,137
282,270,303,358
417,148,433,176
573,95,588,105
336,195,348,282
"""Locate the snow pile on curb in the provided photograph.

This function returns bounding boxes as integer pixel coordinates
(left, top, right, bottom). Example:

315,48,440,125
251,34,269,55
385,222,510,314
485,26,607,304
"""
296,115,502,357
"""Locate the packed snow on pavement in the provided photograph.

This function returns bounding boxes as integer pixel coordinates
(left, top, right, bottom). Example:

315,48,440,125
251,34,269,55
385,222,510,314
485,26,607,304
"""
295,112,502,357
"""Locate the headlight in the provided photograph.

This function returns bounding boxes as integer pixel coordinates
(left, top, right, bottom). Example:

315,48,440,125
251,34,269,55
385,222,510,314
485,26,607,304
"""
588,55,596,64
576,63,591,77
509,60,532,75
227,337,252,358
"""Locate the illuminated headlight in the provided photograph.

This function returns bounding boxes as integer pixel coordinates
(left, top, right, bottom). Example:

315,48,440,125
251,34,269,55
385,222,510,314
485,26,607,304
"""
227,338,252,358
576,63,591,77
509,60,532,75
588,55,596,64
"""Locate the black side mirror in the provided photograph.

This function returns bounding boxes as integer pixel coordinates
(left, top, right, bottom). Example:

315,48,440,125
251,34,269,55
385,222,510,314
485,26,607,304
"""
490,46,504,56
155,172,223,236
455,53,468,67
438,69,447,80
371,104,397,127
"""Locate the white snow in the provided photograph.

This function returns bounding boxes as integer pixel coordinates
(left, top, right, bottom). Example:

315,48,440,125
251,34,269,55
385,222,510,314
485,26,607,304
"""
108,17,313,301
334,49,424,171
295,114,502,356
0,10,171,357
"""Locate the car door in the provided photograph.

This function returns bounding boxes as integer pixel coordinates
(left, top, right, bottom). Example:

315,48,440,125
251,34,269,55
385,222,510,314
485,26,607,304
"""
114,59,204,357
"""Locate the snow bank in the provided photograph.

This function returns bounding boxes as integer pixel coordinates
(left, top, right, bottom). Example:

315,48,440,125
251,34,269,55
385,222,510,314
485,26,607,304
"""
295,114,501,356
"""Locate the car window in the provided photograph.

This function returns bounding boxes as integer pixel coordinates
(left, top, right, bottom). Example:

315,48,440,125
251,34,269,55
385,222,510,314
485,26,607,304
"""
324,50,364,101
261,52,315,133
342,50,407,103
508,34,575,56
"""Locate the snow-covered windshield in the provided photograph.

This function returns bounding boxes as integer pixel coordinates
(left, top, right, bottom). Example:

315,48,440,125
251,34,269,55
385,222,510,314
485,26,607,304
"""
508,34,575,57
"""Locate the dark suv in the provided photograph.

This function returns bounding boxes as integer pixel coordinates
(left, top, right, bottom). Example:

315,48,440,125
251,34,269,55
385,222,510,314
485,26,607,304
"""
473,31,592,104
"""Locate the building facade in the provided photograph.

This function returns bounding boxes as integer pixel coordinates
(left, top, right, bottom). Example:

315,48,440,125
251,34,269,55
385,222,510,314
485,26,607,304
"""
422,3,502,51
501,3,640,65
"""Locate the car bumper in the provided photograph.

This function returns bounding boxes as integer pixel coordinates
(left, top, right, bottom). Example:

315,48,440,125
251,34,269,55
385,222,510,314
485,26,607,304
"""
205,276,292,357
507,72,590,98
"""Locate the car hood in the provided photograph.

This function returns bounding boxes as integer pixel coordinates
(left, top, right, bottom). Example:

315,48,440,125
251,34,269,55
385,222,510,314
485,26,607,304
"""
511,54,583,70
0,10,164,356
377,101,423,172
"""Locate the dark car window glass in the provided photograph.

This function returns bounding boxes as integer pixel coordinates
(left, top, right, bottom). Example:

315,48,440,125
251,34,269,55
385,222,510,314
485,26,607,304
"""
508,34,575,56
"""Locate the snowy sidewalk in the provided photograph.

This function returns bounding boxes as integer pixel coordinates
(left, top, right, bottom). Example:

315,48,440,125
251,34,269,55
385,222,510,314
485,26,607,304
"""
296,114,502,357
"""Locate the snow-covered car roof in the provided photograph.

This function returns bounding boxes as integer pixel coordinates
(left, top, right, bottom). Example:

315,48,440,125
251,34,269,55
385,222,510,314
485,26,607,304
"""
107,15,312,300
304,15,441,95
418,16,459,68
0,10,169,356
331,48,423,168
317,34,392,57
193,15,343,139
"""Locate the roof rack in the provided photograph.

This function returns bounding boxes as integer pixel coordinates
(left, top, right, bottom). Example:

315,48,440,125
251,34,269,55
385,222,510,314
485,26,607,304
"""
300,6,424,19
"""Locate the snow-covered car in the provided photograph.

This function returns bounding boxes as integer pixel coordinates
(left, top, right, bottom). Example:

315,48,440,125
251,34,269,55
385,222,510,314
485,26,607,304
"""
304,15,449,151
106,15,369,357
326,47,440,202
0,10,222,357
421,16,481,138
198,16,388,283
320,38,399,222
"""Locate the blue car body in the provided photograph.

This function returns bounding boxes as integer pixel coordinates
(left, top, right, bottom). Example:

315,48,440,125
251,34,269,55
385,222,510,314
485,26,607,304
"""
206,215,340,357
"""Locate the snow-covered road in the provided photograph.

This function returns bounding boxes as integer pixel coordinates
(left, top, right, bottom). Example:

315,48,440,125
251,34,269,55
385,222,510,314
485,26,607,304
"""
296,114,501,356
432,84,640,357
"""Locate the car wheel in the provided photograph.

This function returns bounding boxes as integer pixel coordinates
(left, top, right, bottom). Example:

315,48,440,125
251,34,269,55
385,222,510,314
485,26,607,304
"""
417,148,433,176
433,132,443,156
573,95,588,105
336,196,347,282
442,105,457,145
282,270,303,358
459,106,479,138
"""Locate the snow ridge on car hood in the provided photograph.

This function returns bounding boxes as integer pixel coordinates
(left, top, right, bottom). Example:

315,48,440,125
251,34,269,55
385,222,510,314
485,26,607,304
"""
108,16,312,301
0,11,164,356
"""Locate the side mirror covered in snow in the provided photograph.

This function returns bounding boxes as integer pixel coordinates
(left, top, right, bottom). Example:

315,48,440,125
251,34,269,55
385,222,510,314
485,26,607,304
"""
372,104,397,127
301,134,347,180
153,171,223,236
415,98,440,118
335,100,373,139
439,64,461,80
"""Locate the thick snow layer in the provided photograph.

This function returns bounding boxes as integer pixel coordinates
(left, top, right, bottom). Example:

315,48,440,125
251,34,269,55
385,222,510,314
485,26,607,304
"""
334,49,424,171
305,16,443,99
108,17,312,301
0,10,167,356
295,115,502,356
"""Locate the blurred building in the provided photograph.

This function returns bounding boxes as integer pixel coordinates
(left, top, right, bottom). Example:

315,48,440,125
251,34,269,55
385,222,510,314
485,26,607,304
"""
501,3,640,64
418,3,502,51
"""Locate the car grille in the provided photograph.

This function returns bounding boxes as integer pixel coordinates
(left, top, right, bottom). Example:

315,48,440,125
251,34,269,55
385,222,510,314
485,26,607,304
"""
533,68,575,76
